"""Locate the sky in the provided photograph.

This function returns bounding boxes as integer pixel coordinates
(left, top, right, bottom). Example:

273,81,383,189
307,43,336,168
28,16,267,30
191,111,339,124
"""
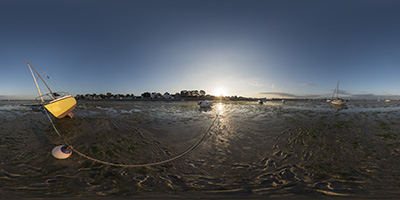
2,0,400,99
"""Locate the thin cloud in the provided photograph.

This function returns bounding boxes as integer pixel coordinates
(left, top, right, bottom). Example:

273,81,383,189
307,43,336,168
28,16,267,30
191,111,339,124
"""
338,90,351,95
259,92,325,99
329,89,351,95
240,78,277,88
259,91,400,99
350,93,400,99
350,93,377,99
0,95,34,100
0,95,12,100
240,78,265,87
259,92,296,98
302,83,317,88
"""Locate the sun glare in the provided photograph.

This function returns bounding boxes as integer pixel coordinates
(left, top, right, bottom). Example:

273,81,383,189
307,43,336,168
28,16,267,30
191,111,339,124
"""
214,87,227,97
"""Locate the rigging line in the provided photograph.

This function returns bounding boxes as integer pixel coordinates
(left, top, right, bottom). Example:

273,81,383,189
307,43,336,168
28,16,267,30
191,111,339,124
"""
45,73,68,94
43,106,70,146
25,59,56,99
43,106,219,167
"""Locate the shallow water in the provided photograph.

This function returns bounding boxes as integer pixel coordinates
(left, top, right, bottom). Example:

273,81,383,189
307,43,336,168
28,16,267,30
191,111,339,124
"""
0,100,399,199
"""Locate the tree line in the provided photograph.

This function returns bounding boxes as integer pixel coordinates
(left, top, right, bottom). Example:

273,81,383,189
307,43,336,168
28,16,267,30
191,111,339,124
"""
76,90,209,100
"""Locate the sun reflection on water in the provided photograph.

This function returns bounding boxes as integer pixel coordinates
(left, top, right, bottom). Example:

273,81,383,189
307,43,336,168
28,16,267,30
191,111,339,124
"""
217,102,224,115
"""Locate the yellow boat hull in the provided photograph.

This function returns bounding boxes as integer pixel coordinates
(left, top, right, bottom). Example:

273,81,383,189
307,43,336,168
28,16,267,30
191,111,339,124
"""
44,95,77,118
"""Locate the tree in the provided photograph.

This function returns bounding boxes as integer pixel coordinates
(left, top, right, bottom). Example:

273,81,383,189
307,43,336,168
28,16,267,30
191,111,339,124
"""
142,92,150,98
180,90,188,97
200,90,206,96
192,90,199,97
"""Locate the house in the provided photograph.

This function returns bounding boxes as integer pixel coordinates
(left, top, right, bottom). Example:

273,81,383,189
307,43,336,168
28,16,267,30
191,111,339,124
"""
151,92,157,99
164,92,172,99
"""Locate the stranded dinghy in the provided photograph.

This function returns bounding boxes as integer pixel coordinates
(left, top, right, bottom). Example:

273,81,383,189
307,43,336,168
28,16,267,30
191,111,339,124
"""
25,59,76,118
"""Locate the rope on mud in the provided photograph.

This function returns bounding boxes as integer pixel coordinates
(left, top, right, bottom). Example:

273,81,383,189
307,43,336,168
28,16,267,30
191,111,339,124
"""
43,106,219,167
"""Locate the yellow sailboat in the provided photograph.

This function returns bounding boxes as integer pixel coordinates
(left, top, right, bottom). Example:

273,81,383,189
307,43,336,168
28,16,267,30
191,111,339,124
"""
25,59,76,118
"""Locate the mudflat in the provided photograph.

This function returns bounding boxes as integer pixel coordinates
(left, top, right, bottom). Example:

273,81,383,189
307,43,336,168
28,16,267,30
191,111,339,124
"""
0,100,399,199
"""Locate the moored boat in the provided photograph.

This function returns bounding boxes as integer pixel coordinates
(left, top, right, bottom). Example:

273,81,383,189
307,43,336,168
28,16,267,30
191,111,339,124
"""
331,98,344,105
26,59,76,118
44,94,76,118
331,80,345,106
198,100,213,108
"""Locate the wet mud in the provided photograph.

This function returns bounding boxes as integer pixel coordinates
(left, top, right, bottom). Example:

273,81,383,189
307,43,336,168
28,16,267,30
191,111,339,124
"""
0,100,399,199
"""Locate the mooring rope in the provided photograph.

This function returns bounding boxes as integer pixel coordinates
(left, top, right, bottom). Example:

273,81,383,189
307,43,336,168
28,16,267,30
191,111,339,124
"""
43,106,218,167
44,106,70,146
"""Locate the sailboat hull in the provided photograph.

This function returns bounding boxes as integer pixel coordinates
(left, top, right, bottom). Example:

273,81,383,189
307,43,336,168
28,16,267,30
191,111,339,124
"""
331,99,344,105
44,95,77,118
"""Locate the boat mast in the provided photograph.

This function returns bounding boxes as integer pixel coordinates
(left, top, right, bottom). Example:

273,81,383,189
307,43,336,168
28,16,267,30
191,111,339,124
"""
24,59,56,99
28,64,45,103
331,88,336,100
336,80,340,99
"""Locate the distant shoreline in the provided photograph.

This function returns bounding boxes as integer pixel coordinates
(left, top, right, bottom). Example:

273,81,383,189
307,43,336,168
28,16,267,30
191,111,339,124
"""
1,98,393,102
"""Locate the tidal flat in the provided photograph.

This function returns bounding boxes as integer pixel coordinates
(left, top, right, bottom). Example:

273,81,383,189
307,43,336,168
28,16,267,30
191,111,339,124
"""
0,100,399,199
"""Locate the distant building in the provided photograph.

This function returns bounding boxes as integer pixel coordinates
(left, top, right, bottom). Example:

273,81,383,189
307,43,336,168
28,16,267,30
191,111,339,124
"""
174,93,181,99
164,92,172,99
151,92,157,99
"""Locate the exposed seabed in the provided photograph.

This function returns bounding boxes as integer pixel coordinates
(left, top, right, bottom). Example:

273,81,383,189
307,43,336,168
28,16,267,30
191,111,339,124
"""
0,100,399,199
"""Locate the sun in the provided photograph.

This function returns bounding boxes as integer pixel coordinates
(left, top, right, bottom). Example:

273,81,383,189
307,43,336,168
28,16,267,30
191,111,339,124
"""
214,87,227,97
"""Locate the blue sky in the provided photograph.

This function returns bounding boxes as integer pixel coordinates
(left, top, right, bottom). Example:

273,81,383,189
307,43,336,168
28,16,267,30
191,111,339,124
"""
2,0,400,99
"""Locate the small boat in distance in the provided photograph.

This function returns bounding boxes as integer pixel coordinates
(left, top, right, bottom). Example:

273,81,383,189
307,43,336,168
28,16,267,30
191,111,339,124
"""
198,100,213,108
331,80,345,105
25,59,76,118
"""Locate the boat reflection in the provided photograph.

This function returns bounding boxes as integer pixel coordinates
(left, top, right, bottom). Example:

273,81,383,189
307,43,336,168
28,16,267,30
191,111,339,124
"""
199,107,213,112
332,104,348,111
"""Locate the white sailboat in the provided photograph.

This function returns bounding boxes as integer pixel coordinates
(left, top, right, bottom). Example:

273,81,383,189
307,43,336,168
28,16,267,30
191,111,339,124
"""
26,59,77,118
331,80,345,105
198,100,213,108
